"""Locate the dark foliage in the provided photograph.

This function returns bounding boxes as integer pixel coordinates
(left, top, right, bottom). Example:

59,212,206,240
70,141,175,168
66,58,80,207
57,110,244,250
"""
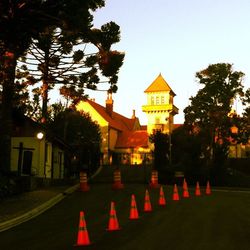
47,108,101,176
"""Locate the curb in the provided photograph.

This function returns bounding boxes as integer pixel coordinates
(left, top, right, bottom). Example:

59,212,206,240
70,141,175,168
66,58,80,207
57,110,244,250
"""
0,167,102,232
90,165,103,180
63,183,80,195
0,184,79,232
212,188,250,194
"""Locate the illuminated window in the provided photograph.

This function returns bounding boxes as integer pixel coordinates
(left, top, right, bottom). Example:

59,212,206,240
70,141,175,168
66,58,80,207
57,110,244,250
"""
161,96,165,104
156,96,159,105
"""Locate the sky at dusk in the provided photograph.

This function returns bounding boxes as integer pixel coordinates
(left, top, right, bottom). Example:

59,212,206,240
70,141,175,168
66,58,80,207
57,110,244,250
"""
84,0,250,124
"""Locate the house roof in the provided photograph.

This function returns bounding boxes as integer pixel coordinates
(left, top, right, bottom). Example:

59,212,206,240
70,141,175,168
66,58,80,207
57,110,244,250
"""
86,99,138,131
173,124,183,130
144,73,176,96
115,130,149,148
85,99,149,149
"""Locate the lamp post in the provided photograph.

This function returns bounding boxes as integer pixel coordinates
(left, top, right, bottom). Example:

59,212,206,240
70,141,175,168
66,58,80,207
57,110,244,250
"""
36,131,46,177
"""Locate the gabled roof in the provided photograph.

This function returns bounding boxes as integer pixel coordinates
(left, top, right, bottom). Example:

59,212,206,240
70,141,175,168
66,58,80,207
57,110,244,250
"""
144,73,176,96
86,99,138,131
115,130,148,148
85,99,149,149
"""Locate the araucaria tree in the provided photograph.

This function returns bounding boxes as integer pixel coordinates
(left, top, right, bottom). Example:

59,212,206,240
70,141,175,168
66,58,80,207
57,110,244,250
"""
184,63,245,169
0,0,124,175
17,21,124,123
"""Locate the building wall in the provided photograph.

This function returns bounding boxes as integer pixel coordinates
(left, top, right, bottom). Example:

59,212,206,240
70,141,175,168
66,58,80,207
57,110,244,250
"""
115,147,152,165
76,100,109,157
76,100,153,165
146,91,171,106
44,142,52,178
37,138,45,177
109,128,118,150
142,86,177,135
76,101,108,127
52,146,65,179
10,137,63,178
11,137,45,177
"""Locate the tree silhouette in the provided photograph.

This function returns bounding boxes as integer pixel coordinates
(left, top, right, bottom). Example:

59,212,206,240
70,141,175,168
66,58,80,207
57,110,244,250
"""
16,22,124,123
0,0,122,174
184,63,245,168
48,108,101,176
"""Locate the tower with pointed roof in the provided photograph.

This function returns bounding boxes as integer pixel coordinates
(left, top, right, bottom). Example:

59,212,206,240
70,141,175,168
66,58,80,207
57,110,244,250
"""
142,73,178,135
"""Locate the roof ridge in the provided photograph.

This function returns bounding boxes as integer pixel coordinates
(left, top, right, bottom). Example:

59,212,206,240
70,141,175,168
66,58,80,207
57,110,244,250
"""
87,99,135,131
144,73,175,95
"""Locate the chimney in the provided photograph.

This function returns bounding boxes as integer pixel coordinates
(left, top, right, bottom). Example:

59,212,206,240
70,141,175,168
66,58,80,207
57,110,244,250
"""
132,109,136,119
106,91,113,117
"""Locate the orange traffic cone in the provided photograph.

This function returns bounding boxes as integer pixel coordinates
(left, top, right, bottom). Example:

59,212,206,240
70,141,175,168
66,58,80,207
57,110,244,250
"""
158,186,166,206
79,172,90,192
149,170,160,188
172,184,180,201
195,181,201,196
107,201,120,231
129,194,139,220
144,189,152,212
74,211,91,246
205,181,211,195
182,179,190,198
112,169,124,190
183,178,188,190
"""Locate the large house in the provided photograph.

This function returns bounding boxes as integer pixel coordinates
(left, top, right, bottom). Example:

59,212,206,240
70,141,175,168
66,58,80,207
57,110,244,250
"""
76,73,179,165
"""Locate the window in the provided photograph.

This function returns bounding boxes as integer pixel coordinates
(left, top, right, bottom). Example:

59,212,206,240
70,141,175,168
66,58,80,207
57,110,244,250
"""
161,96,165,104
156,96,159,105
155,117,160,124
151,96,154,105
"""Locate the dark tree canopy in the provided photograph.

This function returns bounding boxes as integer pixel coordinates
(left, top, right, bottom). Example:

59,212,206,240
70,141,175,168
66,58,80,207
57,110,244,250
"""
171,125,203,175
16,21,124,122
0,0,123,174
150,131,170,170
0,1,105,57
48,108,101,175
184,63,245,167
